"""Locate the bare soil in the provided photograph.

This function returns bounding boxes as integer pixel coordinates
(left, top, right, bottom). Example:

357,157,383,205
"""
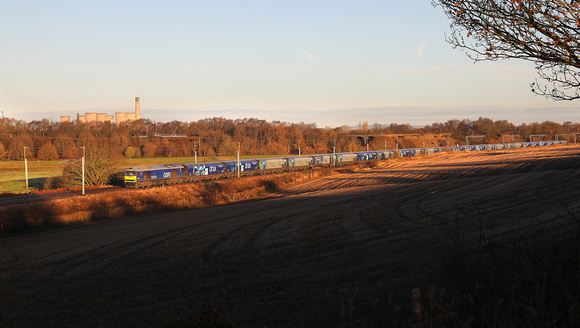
2,146,580,327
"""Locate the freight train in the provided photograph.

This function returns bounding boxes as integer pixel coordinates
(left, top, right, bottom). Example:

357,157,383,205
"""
124,140,566,188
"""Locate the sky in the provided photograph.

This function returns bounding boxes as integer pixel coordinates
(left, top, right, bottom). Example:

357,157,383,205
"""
1,0,578,128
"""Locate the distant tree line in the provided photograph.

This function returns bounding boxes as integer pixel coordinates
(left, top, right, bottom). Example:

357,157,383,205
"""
0,116,578,161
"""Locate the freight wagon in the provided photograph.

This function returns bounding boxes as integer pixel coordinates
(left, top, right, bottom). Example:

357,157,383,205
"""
223,159,259,177
124,140,567,188
287,156,314,170
180,162,226,181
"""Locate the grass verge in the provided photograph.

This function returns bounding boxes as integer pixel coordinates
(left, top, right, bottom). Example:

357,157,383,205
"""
0,167,339,234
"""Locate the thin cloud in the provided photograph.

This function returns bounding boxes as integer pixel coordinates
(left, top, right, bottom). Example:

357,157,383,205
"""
411,40,429,61
300,50,313,61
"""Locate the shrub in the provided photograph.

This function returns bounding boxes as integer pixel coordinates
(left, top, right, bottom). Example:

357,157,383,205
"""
123,146,140,158
108,172,125,186
42,176,65,190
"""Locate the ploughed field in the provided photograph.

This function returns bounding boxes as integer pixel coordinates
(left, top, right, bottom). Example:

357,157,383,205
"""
2,146,580,327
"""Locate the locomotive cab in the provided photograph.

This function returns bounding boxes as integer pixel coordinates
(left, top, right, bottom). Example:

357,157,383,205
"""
124,170,142,187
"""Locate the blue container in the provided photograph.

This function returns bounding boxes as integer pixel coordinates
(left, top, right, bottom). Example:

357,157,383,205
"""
312,155,323,165
223,159,259,173
184,162,225,177
356,151,378,161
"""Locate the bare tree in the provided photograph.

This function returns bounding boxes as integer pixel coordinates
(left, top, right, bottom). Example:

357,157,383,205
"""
433,0,580,100
62,141,119,187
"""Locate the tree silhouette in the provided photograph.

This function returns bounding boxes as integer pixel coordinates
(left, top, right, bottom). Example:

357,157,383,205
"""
433,0,580,100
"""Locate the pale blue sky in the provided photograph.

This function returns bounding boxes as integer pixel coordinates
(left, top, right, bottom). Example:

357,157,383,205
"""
1,1,578,127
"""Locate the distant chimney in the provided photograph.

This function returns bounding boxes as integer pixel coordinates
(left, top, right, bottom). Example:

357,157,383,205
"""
135,97,140,120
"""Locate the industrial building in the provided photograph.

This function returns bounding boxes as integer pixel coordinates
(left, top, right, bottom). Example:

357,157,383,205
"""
61,97,141,124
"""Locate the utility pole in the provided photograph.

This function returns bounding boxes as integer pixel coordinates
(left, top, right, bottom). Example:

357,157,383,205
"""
194,142,197,163
298,140,301,156
81,146,85,196
237,142,240,178
333,139,336,167
24,147,29,194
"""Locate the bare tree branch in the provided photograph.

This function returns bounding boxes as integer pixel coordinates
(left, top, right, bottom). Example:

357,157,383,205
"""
433,0,580,100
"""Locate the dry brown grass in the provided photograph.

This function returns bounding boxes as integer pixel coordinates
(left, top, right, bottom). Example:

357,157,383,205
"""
0,168,338,234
